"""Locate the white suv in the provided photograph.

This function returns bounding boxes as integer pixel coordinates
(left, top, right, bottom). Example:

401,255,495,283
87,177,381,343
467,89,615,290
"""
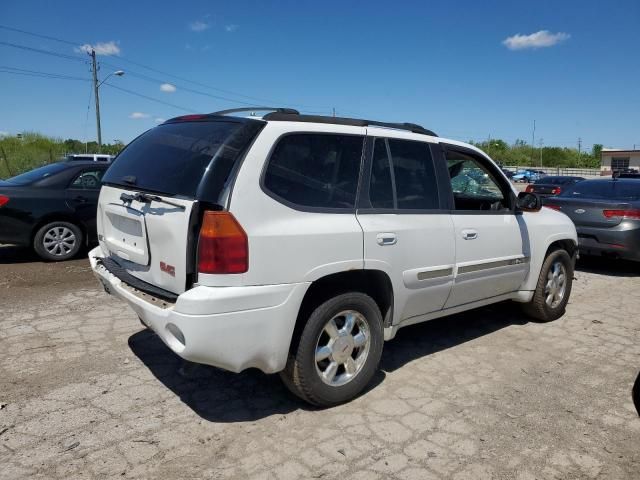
90,108,577,406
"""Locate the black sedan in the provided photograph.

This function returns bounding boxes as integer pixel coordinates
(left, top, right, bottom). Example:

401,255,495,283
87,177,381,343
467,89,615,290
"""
525,175,584,198
544,179,640,262
0,161,109,260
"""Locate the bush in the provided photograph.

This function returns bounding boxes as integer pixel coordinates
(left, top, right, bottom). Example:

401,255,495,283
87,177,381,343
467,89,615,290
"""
0,133,123,179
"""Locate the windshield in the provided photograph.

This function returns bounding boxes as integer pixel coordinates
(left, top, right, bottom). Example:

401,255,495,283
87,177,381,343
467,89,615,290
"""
5,162,68,185
561,181,640,201
102,120,262,199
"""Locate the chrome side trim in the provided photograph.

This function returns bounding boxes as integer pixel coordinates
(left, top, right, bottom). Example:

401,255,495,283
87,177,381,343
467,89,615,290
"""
417,267,454,280
457,257,530,275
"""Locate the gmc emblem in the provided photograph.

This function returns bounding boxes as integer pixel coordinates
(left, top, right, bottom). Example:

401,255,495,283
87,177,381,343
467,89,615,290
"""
160,261,176,277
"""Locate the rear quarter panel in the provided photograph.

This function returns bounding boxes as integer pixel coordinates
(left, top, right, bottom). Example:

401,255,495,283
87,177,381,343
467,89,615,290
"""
214,121,367,287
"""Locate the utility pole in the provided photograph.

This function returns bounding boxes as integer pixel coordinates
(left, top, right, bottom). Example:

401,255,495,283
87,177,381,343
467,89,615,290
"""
577,137,582,168
332,107,336,117
90,49,102,152
539,138,543,167
530,120,536,166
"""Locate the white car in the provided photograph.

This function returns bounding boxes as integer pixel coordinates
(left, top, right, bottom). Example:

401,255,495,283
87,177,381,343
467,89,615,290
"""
89,108,577,406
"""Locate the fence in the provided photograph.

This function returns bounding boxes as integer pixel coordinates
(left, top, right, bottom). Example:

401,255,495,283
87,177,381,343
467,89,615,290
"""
504,166,602,178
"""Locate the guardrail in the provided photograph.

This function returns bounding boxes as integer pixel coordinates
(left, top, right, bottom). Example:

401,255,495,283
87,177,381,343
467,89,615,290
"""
504,166,602,177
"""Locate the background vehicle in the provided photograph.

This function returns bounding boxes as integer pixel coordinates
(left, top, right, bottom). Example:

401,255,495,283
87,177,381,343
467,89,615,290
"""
526,176,584,198
89,108,577,406
545,179,640,262
512,169,545,183
0,161,108,260
65,153,115,163
499,166,514,179
618,171,640,179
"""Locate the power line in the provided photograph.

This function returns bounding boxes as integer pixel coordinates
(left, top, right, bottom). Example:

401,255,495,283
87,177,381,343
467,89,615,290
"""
0,66,196,112
0,24,331,111
0,65,88,81
0,41,86,63
0,24,78,46
103,82,195,113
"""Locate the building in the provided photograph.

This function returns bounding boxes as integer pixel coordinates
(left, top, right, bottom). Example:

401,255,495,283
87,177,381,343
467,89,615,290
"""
600,149,640,174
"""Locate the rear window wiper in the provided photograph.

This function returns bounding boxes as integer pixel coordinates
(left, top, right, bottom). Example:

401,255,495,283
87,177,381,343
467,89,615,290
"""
120,192,186,210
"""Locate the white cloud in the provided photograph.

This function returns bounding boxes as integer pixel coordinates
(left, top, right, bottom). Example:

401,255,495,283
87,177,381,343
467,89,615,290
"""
129,112,150,119
160,83,176,93
154,118,166,123
503,30,570,50
75,41,121,56
225,24,238,32
189,20,209,32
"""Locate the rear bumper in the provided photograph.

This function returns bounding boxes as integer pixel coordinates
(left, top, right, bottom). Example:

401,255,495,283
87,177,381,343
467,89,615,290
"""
576,224,640,261
89,247,309,373
0,215,31,246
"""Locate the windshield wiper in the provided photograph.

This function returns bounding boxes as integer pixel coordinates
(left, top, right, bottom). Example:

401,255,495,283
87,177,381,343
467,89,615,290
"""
120,192,185,210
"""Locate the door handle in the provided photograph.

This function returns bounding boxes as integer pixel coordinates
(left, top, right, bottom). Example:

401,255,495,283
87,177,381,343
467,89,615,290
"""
74,195,88,203
462,229,478,240
376,233,397,246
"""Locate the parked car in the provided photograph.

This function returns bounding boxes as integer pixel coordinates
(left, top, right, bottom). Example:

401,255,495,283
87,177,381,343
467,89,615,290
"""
544,178,640,262
0,160,109,260
512,169,545,183
89,108,577,406
65,153,115,163
525,176,584,198
499,167,515,179
618,172,640,179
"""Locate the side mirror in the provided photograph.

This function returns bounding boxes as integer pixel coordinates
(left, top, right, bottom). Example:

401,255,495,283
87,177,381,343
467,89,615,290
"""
516,192,542,212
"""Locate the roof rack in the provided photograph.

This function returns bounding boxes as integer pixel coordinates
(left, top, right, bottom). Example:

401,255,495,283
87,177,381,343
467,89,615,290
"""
262,112,437,137
210,107,300,116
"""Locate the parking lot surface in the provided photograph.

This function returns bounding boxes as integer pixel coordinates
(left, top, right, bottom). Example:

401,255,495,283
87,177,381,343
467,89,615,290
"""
1,247,639,479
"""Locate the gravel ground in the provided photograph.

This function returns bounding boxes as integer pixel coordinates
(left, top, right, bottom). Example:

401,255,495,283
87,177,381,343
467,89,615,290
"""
1,246,639,479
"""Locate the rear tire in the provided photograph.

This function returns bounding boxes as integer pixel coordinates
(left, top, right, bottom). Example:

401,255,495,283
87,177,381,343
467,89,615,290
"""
522,249,573,322
280,292,384,407
33,221,83,261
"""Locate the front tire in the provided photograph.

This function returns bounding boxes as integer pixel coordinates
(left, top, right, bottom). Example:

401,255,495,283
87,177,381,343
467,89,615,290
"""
33,221,83,261
522,249,573,322
280,292,384,407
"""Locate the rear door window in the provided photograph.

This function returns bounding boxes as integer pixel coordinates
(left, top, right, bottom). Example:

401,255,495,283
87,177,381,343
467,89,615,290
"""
367,138,439,210
263,133,364,210
69,169,105,190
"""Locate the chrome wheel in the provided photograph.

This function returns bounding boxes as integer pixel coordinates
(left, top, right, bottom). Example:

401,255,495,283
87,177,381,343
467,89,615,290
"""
315,310,371,387
544,260,567,308
43,226,76,257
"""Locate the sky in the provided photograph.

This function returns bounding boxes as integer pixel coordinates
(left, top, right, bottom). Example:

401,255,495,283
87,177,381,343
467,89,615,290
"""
1,0,639,151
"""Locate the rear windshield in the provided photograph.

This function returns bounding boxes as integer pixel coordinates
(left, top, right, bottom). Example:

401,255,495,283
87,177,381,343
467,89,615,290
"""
561,181,640,201
6,162,68,185
102,120,262,199
535,177,579,185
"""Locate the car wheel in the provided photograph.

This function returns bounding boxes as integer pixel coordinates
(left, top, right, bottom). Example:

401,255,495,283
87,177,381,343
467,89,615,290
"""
522,249,573,322
280,292,384,407
33,221,83,261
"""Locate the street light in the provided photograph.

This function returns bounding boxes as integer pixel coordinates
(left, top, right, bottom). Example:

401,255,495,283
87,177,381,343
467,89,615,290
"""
97,70,124,88
89,48,125,152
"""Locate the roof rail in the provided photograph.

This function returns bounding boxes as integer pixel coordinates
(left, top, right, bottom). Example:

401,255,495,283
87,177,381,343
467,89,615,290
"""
210,107,300,116
262,112,437,137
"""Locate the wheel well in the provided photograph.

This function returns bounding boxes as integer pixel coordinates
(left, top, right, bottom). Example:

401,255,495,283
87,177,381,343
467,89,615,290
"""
289,270,393,353
31,215,87,246
545,239,577,259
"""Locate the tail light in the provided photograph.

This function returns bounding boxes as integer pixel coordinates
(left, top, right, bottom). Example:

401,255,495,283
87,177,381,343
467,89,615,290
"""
0,195,9,207
525,185,534,193
602,209,640,220
197,211,248,274
551,187,561,195
545,204,561,211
